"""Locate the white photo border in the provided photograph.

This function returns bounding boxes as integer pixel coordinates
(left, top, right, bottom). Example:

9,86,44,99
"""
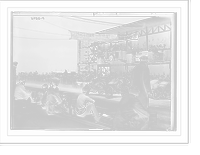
0,0,190,144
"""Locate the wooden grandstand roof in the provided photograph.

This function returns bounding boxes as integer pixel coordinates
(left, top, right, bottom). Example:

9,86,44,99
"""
96,16,171,34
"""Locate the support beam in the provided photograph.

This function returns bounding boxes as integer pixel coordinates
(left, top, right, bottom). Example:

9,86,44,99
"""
146,27,149,51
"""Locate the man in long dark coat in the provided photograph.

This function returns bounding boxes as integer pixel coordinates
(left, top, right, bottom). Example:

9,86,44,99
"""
113,86,149,130
131,56,151,109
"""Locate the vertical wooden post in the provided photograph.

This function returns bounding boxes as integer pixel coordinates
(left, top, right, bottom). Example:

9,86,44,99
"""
169,21,172,80
169,61,171,70
125,63,128,73
125,32,128,77
11,12,14,129
171,14,177,131
170,22,172,50
11,11,14,90
88,42,90,73
146,27,149,51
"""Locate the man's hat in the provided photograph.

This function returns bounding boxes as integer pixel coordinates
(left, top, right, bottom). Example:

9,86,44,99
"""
140,55,148,61
129,86,140,96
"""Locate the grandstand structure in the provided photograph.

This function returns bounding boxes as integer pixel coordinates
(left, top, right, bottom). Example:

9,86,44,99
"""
77,40,98,74
78,16,173,77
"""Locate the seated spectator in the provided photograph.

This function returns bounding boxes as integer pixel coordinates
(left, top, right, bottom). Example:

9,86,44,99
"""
36,84,48,105
113,86,149,130
14,76,35,103
42,84,48,92
62,92,70,112
74,87,102,123
41,84,48,109
36,90,44,105
46,77,62,115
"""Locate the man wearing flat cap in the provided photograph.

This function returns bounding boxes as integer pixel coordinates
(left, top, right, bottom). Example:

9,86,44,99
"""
113,86,149,130
46,77,62,115
14,75,34,103
131,56,151,109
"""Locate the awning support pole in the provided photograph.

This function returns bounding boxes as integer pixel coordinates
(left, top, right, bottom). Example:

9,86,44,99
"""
146,27,149,51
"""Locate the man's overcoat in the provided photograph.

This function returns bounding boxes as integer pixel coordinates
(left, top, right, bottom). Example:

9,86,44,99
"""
113,94,149,130
131,62,151,109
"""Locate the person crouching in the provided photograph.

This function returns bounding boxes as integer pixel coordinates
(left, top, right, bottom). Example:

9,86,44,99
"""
36,84,48,105
76,88,101,123
46,77,62,115
14,76,35,103
113,86,149,130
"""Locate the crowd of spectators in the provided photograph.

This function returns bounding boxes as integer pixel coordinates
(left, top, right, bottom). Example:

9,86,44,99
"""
148,34,170,51
16,69,171,100
17,70,170,85
98,69,171,82
17,70,97,85
99,32,170,52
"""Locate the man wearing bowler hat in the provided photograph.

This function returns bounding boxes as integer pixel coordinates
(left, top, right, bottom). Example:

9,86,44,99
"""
131,56,151,109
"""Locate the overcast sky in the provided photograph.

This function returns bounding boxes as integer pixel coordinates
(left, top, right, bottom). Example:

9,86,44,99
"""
12,12,150,73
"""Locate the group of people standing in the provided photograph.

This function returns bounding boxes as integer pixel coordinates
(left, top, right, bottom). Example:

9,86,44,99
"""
13,55,152,130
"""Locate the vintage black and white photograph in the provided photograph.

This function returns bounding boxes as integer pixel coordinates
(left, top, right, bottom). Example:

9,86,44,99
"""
11,12,175,131
0,0,191,146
